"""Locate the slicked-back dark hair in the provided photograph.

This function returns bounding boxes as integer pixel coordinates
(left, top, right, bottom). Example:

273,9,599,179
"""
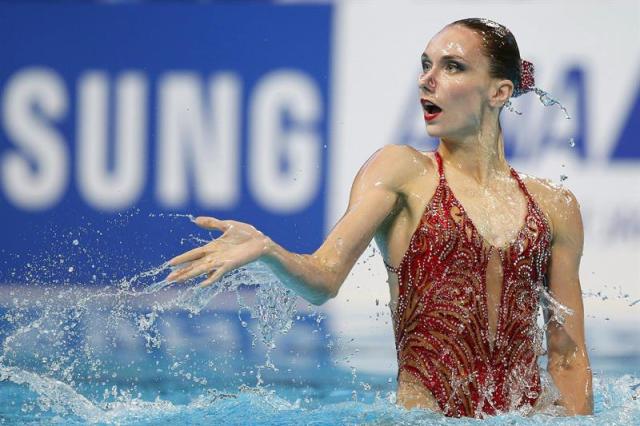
449,18,523,96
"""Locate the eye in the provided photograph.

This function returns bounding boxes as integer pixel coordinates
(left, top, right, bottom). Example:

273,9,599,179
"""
445,61,463,72
421,61,432,72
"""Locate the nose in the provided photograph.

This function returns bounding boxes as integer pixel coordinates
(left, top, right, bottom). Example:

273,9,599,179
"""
418,69,436,92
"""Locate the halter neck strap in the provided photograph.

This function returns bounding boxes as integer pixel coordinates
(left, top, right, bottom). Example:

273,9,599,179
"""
433,150,533,202
509,168,534,203
433,151,445,179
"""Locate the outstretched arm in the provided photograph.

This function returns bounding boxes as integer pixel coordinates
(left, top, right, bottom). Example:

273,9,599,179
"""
545,188,593,415
166,145,412,305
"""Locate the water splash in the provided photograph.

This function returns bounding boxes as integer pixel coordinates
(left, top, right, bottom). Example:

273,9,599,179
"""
504,88,571,120
0,251,300,420
0,365,104,419
1,213,637,423
533,88,571,119
168,213,197,222
1,369,638,424
147,213,196,223
539,286,575,326
504,99,522,115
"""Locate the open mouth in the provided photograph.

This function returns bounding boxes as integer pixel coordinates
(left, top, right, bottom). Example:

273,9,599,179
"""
421,99,442,114
421,99,443,121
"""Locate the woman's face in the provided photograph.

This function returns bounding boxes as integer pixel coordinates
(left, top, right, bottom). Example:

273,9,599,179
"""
419,25,496,139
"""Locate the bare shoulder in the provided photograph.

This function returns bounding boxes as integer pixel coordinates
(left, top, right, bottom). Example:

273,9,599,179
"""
518,173,583,241
357,144,437,192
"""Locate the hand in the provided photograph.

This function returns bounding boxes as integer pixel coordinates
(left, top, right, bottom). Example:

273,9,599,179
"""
165,216,270,288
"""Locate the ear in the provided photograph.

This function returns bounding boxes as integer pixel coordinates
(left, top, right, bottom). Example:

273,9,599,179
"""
489,79,514,108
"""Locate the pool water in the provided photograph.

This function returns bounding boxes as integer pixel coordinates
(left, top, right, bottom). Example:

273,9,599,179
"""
0,232,638,425
1,362,638,425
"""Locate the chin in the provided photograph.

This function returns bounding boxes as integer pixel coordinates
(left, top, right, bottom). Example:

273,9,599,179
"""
425,123,467,141
424,124,444,138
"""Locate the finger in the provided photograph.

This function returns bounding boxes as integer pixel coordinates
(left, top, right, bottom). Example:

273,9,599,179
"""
167,253,217,282
165,260,191,281
195,216,231,232
168,246,208,267
175,258,223,283
199,267,227,288
166,264,191,283
167,259,202,281
170,264,200,283
166,266,189,283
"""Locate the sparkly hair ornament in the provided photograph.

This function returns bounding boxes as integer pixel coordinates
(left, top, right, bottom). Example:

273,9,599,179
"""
505,58,571,119
514,59,535,97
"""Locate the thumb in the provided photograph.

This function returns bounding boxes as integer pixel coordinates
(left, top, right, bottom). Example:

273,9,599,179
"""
194,216,230,231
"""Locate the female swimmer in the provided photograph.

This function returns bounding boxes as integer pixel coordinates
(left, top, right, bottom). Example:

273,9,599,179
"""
166,18,593,418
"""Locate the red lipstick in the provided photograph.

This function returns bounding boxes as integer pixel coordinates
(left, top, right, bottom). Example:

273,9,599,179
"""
424,111,441,122
421,98,442,122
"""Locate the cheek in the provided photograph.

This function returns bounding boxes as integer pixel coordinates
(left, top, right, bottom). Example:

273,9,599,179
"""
450,86,486,119
447,80,483,106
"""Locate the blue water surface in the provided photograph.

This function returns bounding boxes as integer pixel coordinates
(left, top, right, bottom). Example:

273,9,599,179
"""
0,217,637,425
1,359,638,425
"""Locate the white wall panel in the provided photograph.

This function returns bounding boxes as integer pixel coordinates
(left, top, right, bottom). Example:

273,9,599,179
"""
327,0,640,374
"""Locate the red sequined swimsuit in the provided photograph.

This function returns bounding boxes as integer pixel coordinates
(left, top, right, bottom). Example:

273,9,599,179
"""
388,151,552,417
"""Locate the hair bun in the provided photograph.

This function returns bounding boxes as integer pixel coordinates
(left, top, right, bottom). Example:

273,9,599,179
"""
514,59,535,97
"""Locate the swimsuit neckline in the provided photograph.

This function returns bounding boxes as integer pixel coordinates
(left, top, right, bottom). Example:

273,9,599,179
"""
433,150,534,252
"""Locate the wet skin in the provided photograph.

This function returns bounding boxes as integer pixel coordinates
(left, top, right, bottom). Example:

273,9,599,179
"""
166,24,593,416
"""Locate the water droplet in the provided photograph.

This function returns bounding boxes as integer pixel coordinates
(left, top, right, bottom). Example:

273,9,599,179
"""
503,100,522,115
534,88,571,119
568,138,576,148
72,239,79,246
68,266,74,273
560,175,568,182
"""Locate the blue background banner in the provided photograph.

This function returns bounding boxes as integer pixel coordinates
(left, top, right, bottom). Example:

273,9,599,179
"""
0,4,333,285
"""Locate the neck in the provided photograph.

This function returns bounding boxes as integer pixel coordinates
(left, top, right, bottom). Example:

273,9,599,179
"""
437,121,510,186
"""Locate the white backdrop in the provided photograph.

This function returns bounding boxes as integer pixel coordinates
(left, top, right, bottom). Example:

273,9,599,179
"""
324,0,640,375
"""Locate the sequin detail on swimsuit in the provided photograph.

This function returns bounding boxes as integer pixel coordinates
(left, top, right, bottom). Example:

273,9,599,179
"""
391,151,552,418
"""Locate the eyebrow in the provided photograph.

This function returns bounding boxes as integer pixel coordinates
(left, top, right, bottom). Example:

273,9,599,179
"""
421,54,466,62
